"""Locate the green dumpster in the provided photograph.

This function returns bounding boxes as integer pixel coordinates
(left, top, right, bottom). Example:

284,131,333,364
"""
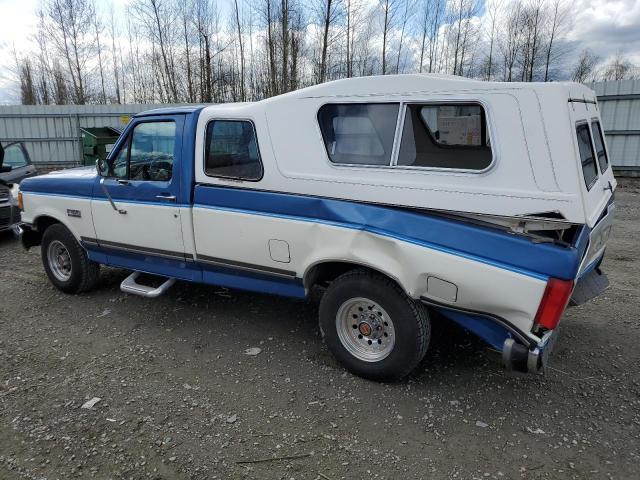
80,127,122,166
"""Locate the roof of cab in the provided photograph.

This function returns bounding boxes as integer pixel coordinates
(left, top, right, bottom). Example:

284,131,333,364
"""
134,105,207,117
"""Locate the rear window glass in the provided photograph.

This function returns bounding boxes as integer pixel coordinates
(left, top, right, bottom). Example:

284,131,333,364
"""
397,104,492,170
318,103,399,165
591,121,609,173
576,123,598,189
205,120,263,181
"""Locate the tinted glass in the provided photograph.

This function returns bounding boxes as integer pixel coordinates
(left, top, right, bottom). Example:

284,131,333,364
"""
129,122,176,181
3,144,28,168
591,121,609,173
205,120,262,180
576,123,598,189
397,104,492,170
318,103,399,165
110,139,129,179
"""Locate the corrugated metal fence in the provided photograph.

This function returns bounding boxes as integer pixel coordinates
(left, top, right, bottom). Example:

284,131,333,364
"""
589,80,640,175
0,104,166,169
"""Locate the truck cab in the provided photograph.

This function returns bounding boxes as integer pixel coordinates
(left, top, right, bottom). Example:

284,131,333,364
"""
17,75,615,381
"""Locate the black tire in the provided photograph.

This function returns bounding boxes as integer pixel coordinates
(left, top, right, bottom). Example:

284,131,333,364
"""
41,223,100,294
319,269,430,381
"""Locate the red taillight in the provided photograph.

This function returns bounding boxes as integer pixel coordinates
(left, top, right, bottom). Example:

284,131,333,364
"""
534,278,574,330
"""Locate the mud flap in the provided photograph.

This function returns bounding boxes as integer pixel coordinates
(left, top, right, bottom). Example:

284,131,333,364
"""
570,268,609,306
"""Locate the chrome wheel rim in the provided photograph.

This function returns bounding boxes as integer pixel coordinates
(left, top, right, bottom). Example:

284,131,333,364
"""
335,297,395,362
47,240,72,282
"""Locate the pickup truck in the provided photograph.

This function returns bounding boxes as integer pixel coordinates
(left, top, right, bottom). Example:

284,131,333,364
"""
17,74,615,381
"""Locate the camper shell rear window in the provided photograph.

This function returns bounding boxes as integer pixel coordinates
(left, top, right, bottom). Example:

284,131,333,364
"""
317,102,492,171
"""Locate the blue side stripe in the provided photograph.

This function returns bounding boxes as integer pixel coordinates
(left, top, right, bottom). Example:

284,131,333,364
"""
23,191,191,208
22,184,584,282
193,203,549,281
194,186,583,281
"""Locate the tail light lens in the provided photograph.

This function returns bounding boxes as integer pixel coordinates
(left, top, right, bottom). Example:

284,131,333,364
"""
18,191,24,211
534,278,574,330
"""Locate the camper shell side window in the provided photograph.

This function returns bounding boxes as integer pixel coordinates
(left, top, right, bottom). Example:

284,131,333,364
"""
576,122,599,190
317,101,493,171
590,120,609,173
397,103,492,170
317,103,399,166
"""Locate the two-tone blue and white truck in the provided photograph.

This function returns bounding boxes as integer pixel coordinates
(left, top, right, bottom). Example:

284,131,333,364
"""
17,75,615,381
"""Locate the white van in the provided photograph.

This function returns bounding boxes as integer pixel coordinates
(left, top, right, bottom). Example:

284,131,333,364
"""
18,74,615,380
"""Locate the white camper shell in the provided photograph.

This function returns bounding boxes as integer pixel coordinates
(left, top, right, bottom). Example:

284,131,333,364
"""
196,74,616,227
19,75,616,381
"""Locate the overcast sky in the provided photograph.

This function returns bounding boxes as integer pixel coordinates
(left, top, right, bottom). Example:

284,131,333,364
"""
0,0,639,104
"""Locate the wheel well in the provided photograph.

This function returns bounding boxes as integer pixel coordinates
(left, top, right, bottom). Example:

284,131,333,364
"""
304,261,400,291
35,215,61,233
24,215,61,248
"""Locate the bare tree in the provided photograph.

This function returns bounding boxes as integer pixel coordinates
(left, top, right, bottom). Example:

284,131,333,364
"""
92,4,107,103
571,48,599,83
44,0,96,104
542,0,569,82
109,7,121,103
394,0,413,73
601,52,637,81
417,0,444,73
498,0,522,81
233,0,247,99
482,0,502,80
316,0,340,83
131,0,179,102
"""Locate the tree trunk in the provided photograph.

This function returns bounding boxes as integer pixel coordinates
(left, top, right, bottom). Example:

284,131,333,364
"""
319,0,332,82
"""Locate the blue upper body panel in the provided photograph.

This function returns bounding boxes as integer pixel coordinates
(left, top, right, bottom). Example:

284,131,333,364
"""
20,166,97,198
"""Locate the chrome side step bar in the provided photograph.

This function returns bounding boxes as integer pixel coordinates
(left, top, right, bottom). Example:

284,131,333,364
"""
120,271,175,298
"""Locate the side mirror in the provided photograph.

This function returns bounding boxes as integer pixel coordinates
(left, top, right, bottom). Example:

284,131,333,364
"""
96,158,108,176
0,165,12,173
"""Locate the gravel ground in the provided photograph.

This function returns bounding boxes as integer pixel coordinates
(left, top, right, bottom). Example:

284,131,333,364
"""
1,186,639,480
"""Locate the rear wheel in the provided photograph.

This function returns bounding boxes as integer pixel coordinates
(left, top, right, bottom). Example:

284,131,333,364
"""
41,223,100,294
319,269,430,381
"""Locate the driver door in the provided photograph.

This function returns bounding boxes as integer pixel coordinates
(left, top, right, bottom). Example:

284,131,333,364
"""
91,116,186,265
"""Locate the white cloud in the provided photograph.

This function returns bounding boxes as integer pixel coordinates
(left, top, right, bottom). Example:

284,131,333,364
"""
0,0,39,103
567,0,640,63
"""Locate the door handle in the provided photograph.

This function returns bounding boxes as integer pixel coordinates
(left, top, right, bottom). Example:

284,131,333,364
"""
156,194,176,202
117,179,129,186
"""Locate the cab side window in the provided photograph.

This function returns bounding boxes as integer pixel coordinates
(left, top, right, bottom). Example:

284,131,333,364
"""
108,121,176,181
129,122,176,181
205,120,263,181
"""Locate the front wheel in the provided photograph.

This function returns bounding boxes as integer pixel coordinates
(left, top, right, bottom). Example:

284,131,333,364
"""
41,223,100,294
319,269,430,381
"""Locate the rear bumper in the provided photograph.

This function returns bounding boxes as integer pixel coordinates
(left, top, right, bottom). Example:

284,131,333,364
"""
502,330,556,373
